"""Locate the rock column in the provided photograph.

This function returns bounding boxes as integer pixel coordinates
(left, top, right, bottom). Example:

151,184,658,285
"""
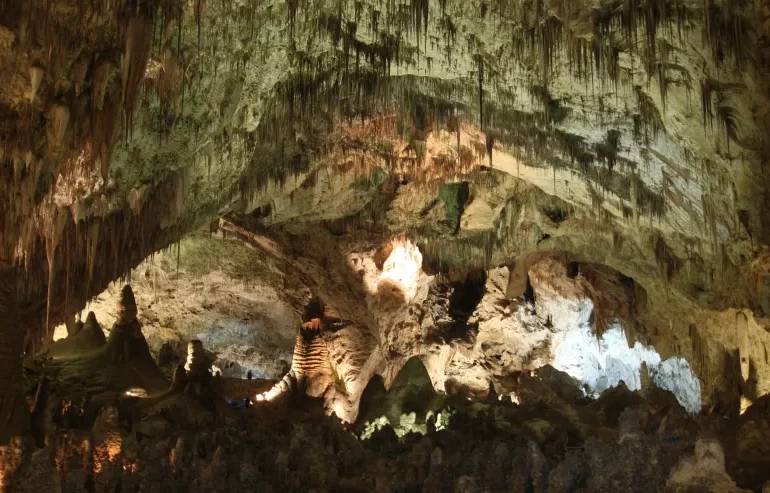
0,268,28,445
184,340,210,379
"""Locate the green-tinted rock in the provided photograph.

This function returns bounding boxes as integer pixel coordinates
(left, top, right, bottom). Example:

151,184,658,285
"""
439,182,470,233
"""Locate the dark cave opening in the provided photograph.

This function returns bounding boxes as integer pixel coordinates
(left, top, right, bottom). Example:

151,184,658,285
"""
448,270,487,327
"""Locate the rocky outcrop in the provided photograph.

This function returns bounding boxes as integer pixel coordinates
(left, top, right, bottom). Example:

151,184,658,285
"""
290,319,331,393
184,340,211,380
724,394,770,490
62,232,304,380
669,438,750,493
354,357,448,438
6,345,762,493
256,318,333,404
40,311,106,358
0,268,28,444
45,285,168,398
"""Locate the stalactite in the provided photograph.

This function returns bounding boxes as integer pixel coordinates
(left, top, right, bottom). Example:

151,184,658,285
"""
195,0,205,52
44,209,68,340
689,323,710,391
411,0,429,46
485,133,494,167
716,104,739,152
72,56,89,96
64,224,71,325
91,59,113,111
476,55,484,131
288,0,298,40
92,89,121,182
653,232,681,282
121,13,154,139
736,310,750,383
0,0,765,370
631,171,639,228
27,65,44,102
658,40,669,112
176,0,184,54
701,78,715,130
158,45,181,127
46,104,70,157
86,220,101,297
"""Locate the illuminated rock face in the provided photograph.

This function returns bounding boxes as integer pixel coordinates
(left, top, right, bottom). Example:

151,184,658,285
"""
376,237,423,303
291,319,329,381
226,222,710,420
184,340,210,379
553,323,702,413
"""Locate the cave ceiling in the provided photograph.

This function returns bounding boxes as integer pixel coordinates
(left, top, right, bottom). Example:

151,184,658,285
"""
1,0,770,341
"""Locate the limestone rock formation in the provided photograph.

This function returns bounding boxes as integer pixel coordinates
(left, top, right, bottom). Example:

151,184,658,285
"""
256,317,333,404
291,318,332,395
1,0,770,488
39,311,106,359
115,285,138,327
355,357,447,438
183,340,211,380
723,394,770,490
669,438,751,493
44,285,168,398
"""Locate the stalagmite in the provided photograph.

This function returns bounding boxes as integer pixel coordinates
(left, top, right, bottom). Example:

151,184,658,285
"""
115,284,138,327
80,311,106,345
40,310,105,359
291,318,329,382
639,361,652,393
0,0,769,487
184,339,211,379
29,377,49,447
170,363,188,392
181,339,216,399
68,318,83,337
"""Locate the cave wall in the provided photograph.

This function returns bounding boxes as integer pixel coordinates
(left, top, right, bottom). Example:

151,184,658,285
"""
2,0,769,330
